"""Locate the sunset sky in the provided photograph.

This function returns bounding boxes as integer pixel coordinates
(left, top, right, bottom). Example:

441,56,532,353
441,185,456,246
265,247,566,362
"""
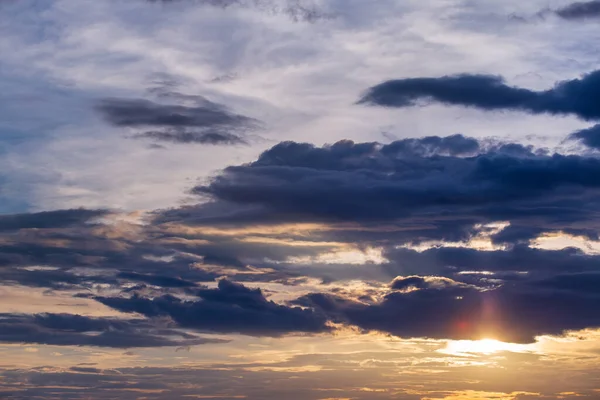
2,1,600,399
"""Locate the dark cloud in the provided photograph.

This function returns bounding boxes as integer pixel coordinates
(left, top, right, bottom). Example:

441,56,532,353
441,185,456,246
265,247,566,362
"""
535,272,600,293
555,1,600,19
382,245,600,278
156,136,600,248
0,267,116,290
390,275,470,291
0,209,107,232
116,271,198,288
569,124,600,150
3,136,600,343
297,274,600,343
95,279,330,336
274,243,600,287
133,129,247,145
0,205,319,291
0,313,226,348
359,70,600,121
97,98,241,127
96,97,258,145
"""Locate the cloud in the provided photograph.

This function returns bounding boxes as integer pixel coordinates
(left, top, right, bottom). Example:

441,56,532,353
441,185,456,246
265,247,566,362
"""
390,276,470,291
0,209,107,232
0,205,327,291
95,279,330,336
358,71,600,121
0,313,226,348
0,210,224,290
116,272,198,288
3,135,600,343
96,97,259,145
555,1,600,20
145,0,334,23
391,244,600,273
156,135,600,248
297,274,600,343
569,124,600,150
133,129,248,145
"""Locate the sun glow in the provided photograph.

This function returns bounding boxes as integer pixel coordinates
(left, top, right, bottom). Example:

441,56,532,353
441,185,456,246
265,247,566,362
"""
442,339,532,355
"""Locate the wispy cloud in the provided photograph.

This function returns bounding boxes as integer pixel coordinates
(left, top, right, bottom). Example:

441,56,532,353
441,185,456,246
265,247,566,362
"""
96,97,259,145
0,313,226,348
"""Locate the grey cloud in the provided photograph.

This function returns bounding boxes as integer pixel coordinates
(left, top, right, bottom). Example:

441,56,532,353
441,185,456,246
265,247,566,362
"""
382,245,600,279
269,243,600,286
555,1,600,19
298,274,600,343
116,271,199,288
155,135,600,248
0,209,107,232
0,313,226,348
359,70,600,121
95,279,330,336
134,129,248,145
569,124,600,150
96,97,259,145
0,204,318,291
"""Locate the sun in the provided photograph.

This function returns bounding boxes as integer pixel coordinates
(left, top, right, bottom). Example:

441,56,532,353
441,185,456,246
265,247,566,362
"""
442,339,530,355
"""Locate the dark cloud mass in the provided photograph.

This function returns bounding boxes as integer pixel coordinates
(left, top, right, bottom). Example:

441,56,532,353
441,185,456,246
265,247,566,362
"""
359,70,600,121
3,134,600,344
555,1,600,19
97,97,258,145
0,209,107,232
96,279,330,336
569,124,600,149
157,135,600,247
298,273,600,343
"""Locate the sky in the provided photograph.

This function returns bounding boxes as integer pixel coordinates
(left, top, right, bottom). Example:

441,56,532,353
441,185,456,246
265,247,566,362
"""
2,0,600,399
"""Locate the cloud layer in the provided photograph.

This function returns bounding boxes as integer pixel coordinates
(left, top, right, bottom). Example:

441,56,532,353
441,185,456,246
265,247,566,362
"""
0,313,225,348
2,134,600,346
